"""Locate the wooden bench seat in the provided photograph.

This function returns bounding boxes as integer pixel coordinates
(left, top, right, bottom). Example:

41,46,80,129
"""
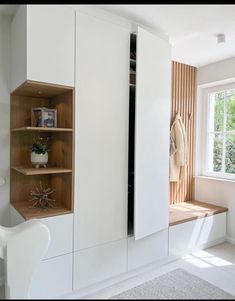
169,200,228,226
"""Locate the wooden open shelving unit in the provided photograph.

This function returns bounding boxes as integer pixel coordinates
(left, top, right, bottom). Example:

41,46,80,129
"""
10,80,74,220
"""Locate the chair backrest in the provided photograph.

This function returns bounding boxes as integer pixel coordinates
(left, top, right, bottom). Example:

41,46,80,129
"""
1,219,50,299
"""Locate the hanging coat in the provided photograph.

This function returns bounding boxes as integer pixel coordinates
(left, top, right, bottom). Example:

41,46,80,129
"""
170,114,188,182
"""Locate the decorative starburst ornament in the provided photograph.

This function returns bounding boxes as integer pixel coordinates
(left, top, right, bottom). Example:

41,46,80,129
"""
29,181,55,209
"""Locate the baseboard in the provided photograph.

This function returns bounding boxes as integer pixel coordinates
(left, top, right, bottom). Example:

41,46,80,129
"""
226,236,235,245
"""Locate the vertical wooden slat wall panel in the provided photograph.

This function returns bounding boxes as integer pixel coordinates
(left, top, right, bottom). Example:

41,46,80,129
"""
170,61,197,204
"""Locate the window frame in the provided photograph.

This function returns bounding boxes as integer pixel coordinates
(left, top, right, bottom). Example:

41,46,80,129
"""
201,82,235,180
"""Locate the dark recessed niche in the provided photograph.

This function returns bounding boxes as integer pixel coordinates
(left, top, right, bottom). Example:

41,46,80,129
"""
128,33,136,236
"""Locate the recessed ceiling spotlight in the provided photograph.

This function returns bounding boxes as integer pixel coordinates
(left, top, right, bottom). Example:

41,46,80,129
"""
217,34,226,44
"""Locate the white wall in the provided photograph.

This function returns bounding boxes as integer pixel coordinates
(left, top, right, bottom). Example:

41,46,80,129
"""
0,16,10,226
195,56,235,242
0,15,11,281
197,57,235,86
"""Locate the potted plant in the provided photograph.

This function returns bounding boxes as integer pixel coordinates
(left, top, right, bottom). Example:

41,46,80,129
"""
31,136,49,168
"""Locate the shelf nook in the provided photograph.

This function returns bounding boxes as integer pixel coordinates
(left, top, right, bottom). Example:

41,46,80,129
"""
10,80,74,219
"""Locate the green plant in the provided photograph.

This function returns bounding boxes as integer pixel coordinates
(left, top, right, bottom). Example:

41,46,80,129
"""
31,136,49,154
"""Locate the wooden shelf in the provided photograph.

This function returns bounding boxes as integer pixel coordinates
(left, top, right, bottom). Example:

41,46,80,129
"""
129,83,136,87
11,80,74,98
11,166,72,176
11,202,72,220
12,126,73,132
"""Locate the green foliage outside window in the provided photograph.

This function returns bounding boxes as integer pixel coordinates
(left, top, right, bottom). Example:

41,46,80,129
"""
212,90,235,173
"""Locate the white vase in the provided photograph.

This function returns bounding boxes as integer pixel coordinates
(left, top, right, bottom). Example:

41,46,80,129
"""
31,152,48,168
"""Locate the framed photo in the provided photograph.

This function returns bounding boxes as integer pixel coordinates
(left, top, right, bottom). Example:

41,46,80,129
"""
42,109,57,128
31,108,43,127
31,108,57,128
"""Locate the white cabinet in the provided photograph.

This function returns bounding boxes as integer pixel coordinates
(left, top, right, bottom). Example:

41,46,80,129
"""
73,239,127,290
128,229,168,271
11,5,75,90
74,11,130,251
169,213,227,256
29,253,73,299
73,12,171,291
133,27,171,240
10,6,172,296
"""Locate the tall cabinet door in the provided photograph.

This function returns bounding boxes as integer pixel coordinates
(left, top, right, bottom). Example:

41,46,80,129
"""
134,27,171,240
11,5,75,90
74,12,130,251
27,5,75,87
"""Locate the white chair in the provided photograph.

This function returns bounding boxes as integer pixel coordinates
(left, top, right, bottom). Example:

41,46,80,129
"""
0,219,50,299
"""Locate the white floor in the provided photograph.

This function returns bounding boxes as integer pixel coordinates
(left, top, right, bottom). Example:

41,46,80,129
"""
80,242,235,299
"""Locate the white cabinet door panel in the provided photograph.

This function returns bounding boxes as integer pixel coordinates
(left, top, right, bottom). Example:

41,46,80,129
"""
27,5,75,86
29,253,73,299
134,27,171,240
74,12,129,250
73,239,127,290
128,229,168,271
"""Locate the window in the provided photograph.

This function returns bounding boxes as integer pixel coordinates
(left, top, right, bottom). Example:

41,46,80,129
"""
204,86,235,179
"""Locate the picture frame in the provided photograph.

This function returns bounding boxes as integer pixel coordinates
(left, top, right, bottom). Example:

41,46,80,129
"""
31,107,57,128
42,109,57,128
31,108,43,127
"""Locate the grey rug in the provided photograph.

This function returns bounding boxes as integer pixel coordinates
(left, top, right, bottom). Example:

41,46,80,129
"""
111,268,235,299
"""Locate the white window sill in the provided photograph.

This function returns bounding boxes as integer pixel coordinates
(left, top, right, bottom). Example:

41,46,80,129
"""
194,175,235,183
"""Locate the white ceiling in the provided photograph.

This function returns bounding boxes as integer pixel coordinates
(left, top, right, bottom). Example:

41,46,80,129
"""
2,4,235,68
99,5,235,68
